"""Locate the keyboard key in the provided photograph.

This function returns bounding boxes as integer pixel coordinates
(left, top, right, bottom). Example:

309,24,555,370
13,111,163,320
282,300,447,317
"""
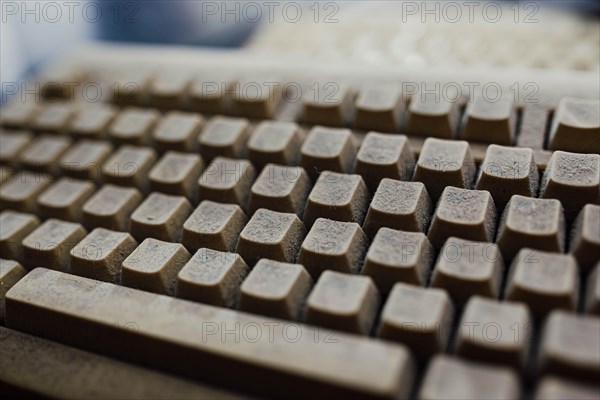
0,260,27,323
476,145,539,209
378,284,453,359
302,83,353,126
549,97,600,154
82,184,142,231
130,192,192,242
247,121,304,168
413,138,475,200
19,135,71,174
362,229,434,292
405,96,460,139
0,101,38,129
111,70,152,105
197,157,256,207
0,130,31,165
176,248,249,307
148,73,190,109
232,79,282,119
535,377,600,400
354,132,415,191
517,104,549,149
431,238,504,303
540,151,599,221
5,268,416,400
108,108,160,146
505,249,578,318
0,210,39,262
570,204,600,273
300,126,356,180
538,310,600,382
419,355,520,400
236,208,306,265
303,171,369,227
305,270,380,334
298,218,368,277
122,238,191,295
198,116,250,161
354,85,403,132
22,219,87,271
0,166,12,184
59,139,112,181
363,179,432,237
586,263,599,315
248,164,311,216
152,111,204,153
239,259,312,320
0,171,53,213
427,187,497,249
102,145,157,191
496,195,565,261
149,151,203,201
461,94,515,145
37,177,95,222
70,228,137,283
68,104,117,139
31,102,76,134
188,75,229,114
456,296,532,369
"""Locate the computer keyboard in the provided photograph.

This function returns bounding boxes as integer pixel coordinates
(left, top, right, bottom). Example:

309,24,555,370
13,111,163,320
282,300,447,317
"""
0,44,599,399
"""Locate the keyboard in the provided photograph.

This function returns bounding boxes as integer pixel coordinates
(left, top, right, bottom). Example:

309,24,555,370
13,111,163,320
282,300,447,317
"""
0,44,599,400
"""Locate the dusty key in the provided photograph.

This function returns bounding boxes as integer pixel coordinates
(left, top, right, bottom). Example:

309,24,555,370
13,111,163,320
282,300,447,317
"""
19,135,71,174
188,75,230,114
456,296,532,369
476,145,539,209
303,171,370,227
535,377,600,400
413,138,475,200
378,283,453,359
0,130,31,165
149,151,203,201
0,101,38,129
130,192,192,242
236,208,306,266
110,69,153,105
232,79,282,119
586,263,600,315
197,157,256,207
248,164,311,216
354,85,403,133
108,108,160,146
5,268,416,400
570,204,600,273
362,229,434,293
0,210,39,261
153,111,204,153
37,177,95,222
405,95,460,139
176,248,249,307
0,259,27,323
496,195,565,261
102,145,157,191
354,132,415,191
22,219,87,271
505,249,578,319
300,126,356,180
305,270,379,334
148,72,190,109
363,179,432,237
549,97,600,154
59,139,112,181
70,228,137,283
302,83,353,127
419,355,520,400
68,103,117,139
30,102,76,134
0,171,53,213
239,259,312,320
247,121,304,168
82,184,142,231
538,310,600,382
198,116,251,161
461,94,515,145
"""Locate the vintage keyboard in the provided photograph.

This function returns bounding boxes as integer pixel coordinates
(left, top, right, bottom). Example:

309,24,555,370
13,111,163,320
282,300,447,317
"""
0,44,599,399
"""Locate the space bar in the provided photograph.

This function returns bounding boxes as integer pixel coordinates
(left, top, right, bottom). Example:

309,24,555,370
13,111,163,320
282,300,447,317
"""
5,269,414,400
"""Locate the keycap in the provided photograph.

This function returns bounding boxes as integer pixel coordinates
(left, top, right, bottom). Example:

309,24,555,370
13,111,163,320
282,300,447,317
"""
198,116,250,161
30,102,76,134
298,218,368,277
0,210,39,262
68,103,117,139
152,111,204,153
0,171,53,213
496,195,565,261
176,248,249,307
363,179,432,237
37,177,95,222
188,75,229,114
570,204,600,273
247,121,304,168
505,249,578,319
0,260,27,323
59,139,112,181
540,151,599,221
362,229,434,292
82,184,142,231
5,268,416,400
37,66,82,100
102,145,157,191
108,108,160,146
148,73,190,109
303,171,369,227
431,237,504,303
0,101,38,129
586,263,600,315
405,95,460,139
305,270,380,334
0,166,12,184
413,138,475,200
419,355,520,400
121,238,191,295
302,83,353,126
70,228,138,283
110,70,152,105
19,135,71,174
300,126,356,180
232,79,282,119
535,376,600,400
247,164,311,216
0,130,31,165
517,104,549,149
354,132,415,191
22,219,87,271
456,296,532,369
239,259,312,320
149,151,203,201
427,187,497,249
130,192,192,242
378,283,453,359
461,94,515,145
236,208,306,266
197,157,256,207
538,310,600,382
181,200,247,253
549,97,600,154
354,85,403,133
476,145,539,209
